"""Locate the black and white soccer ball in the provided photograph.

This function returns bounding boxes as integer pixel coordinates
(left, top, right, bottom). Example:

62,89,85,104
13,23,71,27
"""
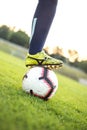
22,66,58,100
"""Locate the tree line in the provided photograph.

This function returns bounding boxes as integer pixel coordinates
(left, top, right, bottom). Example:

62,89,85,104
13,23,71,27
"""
0,25,29,48
0,25,87,73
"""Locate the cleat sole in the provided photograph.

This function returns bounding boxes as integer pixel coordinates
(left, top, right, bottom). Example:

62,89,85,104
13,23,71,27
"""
26,63,63,70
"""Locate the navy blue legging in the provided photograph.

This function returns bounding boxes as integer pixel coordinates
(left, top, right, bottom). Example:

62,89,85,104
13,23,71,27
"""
29,0,58,54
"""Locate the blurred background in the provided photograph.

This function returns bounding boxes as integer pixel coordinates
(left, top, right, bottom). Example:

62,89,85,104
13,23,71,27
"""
0,0,87,84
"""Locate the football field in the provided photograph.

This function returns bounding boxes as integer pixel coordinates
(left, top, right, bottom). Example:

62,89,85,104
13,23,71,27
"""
0,50,87,130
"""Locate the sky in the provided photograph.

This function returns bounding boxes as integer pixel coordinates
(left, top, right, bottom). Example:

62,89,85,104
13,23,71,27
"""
0,0,87,60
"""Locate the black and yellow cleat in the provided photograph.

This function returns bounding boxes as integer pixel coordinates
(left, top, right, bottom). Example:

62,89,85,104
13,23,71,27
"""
25,50,63,70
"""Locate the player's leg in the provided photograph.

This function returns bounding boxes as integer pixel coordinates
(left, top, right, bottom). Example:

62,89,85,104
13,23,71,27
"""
26,0,63,69
29,0,58,54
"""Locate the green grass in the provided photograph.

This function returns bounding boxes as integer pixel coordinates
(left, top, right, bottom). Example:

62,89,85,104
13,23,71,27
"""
0,50,87,130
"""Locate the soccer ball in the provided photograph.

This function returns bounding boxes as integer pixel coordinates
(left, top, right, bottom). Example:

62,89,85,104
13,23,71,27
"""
22,66,58,100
